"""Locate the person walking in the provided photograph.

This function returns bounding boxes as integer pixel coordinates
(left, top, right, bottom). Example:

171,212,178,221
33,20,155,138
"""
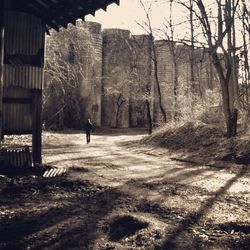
84,118,94,144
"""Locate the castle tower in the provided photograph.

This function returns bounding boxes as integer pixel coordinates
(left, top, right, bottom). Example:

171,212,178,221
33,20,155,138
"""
102,29,131,128
153,40,175,123
76,21,103,126
129,34,152,127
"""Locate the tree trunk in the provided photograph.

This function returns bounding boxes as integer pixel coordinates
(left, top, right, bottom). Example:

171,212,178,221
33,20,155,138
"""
182,0,240,137
225,0,238,137
173,60,179,121
189,0,195,115
139,0,167,124
226,108,238,137
152,53,167,123
221,76,238,137
145,100,152,134
242,7,250,108
115,107,119,128
169,0,178,122
211,52,238,137
243,110,250,131
198,55,204,102
115,94,125,128
0,2,4,147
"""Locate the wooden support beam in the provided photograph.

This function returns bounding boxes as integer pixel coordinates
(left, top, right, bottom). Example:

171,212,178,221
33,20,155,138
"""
0,1,4,147
3,130,33,135
3,97,32,104
32,89,42,164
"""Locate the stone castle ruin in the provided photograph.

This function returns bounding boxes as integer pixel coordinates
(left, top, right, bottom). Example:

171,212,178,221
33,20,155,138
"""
44,21,220,129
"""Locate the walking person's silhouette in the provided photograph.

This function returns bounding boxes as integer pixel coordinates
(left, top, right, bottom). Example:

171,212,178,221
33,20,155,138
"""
84,118,94,144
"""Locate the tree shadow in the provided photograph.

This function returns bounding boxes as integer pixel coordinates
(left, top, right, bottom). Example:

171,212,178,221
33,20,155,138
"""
160,166,248,249
0,177,122,249
0,162,248,249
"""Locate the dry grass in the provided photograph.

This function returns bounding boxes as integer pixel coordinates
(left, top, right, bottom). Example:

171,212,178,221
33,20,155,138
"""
140,122,250,165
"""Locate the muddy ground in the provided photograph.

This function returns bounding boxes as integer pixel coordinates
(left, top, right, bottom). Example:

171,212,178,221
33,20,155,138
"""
0,129,250,249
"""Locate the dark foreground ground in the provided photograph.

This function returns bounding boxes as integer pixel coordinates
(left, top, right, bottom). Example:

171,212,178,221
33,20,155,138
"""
0,128,250,249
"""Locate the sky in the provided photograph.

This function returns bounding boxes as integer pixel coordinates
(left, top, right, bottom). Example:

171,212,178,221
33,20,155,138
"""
85,0,248,45
85,0,179,37
85,0,221,40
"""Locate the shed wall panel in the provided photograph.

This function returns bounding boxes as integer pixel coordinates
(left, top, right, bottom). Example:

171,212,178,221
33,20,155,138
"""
4,65,43,89
3,87,32,134
3,103,32,133
3,11,45,89
4,11,45,55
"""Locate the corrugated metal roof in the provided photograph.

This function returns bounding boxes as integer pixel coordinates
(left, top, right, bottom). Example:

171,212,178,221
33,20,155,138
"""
7,0,120,31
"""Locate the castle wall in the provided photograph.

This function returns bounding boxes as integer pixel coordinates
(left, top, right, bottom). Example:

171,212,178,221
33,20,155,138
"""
129,35,152,127
75,21,103,126
153,41,220,123
153,40,175,123
44,21,220,129
101,29,131,128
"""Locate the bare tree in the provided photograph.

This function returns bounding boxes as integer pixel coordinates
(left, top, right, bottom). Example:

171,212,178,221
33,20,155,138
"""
163,0,206,122
239,0,250,128
44,23,100,129
189,0,196,115
139,0,167,123
164,0,181,121
176,0,241,137
129,36,153,134
103,69,130,128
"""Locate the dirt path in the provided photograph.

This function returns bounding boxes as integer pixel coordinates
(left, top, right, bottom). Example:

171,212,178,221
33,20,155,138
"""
1,130,249,250
41,130,250,249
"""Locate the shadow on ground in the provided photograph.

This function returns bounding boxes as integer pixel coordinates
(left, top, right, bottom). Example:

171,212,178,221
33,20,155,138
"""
0,164,249,249
0,174,123,250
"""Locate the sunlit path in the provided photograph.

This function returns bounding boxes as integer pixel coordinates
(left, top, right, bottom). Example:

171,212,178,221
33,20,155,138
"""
42,130,250,227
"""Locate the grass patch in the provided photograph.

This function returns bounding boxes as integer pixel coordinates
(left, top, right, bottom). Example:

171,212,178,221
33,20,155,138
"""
139,122,250,166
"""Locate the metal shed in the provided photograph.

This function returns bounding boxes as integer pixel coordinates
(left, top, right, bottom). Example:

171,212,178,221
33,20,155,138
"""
0,0,120,164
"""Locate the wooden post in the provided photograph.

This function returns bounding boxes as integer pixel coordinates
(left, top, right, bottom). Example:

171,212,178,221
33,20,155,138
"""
32,89,42,164
0,2,4,148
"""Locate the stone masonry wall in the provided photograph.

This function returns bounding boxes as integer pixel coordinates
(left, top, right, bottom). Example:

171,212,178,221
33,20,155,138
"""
45,21,220,128
129,35,152,128
154,40,175,123
101,31,153,128
101,29,131,128
75,21,103,126
153,41,219,123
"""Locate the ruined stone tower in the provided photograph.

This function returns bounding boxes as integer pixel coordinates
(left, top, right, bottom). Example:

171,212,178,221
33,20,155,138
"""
101,29,131,128
129,34,152,127
76,21,103,126
44,21,219,129
154,40,175,123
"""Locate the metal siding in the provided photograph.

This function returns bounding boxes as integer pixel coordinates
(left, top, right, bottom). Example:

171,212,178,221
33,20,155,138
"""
4,65,43,89
4,85,31,98
4,11,44,55
3,103,32,132
4,11,45,89
3,87,32,133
